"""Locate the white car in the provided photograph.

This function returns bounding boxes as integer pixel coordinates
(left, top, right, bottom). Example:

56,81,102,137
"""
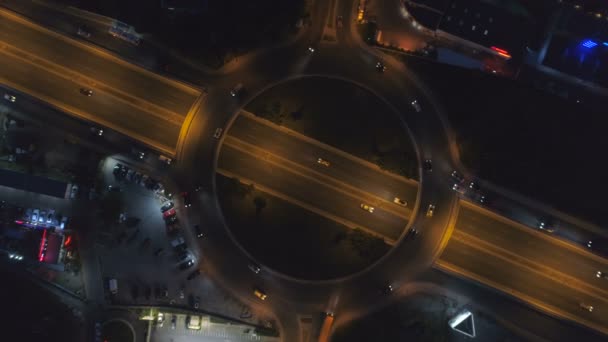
393,197,407,206
3,94,16,102
213,128,223,139
411,100,421,112
70,184,79,199
360,203,375,213
426,204,435,217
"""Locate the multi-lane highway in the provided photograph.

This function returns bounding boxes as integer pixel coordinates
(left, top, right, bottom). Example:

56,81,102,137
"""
437,200,608,334
2,0,608,341
0,7,202,155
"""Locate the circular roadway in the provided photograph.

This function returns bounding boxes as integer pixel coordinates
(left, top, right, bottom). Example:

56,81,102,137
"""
173,0,457,340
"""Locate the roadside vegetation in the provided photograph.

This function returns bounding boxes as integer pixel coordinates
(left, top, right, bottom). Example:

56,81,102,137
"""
216,174,390,280
245,77,418,179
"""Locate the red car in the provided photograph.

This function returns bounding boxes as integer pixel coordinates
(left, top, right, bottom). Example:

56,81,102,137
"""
163,208,176,219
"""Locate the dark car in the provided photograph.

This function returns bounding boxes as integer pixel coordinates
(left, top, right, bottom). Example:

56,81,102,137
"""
79,88,93,96
406,227,419,240
451,170,465,183
166,215,178,225
186,269,200,280
161,201,174,212
423,159,433,172
181,192,192,208
179,257,193,270
194,224,204,238
376,61,386,72
176,249,189,262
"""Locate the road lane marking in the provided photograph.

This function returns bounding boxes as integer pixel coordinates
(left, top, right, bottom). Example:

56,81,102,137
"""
223,135,412,220
216,167,396,245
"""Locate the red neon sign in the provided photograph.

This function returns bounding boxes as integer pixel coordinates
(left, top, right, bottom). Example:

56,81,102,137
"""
38,229,47,262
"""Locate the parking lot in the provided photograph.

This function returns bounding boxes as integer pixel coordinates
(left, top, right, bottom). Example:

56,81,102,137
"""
151,313,276,342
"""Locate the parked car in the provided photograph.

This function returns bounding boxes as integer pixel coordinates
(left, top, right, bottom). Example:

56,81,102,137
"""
181,192,192,208
194,224,204,238
32,209,40,223
70,184,79,199
160,201,174,212
163,208,177,219
179,259,194,270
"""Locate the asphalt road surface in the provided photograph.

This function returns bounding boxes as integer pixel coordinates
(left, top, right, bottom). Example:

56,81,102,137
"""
0,7,201,155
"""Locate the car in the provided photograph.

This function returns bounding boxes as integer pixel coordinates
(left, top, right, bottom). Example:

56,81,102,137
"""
469,181,480,191
157,312,165,327
162,287,169,298
79,88,93,96
161,201,174,212
406,227,419,240
230,83,244,97
70,184,79,199
597,271,608,279
181,192,192,208
187,270,200,280
213,128,223,139
393,197,407,206
163,208,177,219
171,236,186,250
31,209,40,223
90,127,103,136
179,259,194,270
77,26,91,38
171,315,177,330
336,15,343,28
159,155,172,165
194,224,204,238
452,183,466,194
423,159,433,172
317,158,330,167
411,100,422,112
193,296,200,309
176,249,190,262
308,46,315,53
46,209,55,224
59,216,68,229
107,185,122,192
38,210,46,223
451,170,465,183
166,215,179,225
179,288,185,299
426,204,435,217
248,263,261,274
360,203,375,213
382,284,393,295
253,288,267,300
375,61,386,73
538,218,555,233
4,94,16,102
477,193,486,204
588,240,593,248
579,303,594,312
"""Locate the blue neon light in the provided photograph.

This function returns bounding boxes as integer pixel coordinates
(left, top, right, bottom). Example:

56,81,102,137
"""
582,40,597,48
603,42,608,47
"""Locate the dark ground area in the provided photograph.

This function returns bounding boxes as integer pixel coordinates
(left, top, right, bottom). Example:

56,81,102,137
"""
403,56,608,227
332,293,524,342
0,264,83,342
246,77,419,179
215,174,390,280
62,0,306,68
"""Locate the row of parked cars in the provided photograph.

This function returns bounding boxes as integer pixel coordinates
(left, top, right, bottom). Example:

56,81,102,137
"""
113,163,165,192
23,208,68,229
